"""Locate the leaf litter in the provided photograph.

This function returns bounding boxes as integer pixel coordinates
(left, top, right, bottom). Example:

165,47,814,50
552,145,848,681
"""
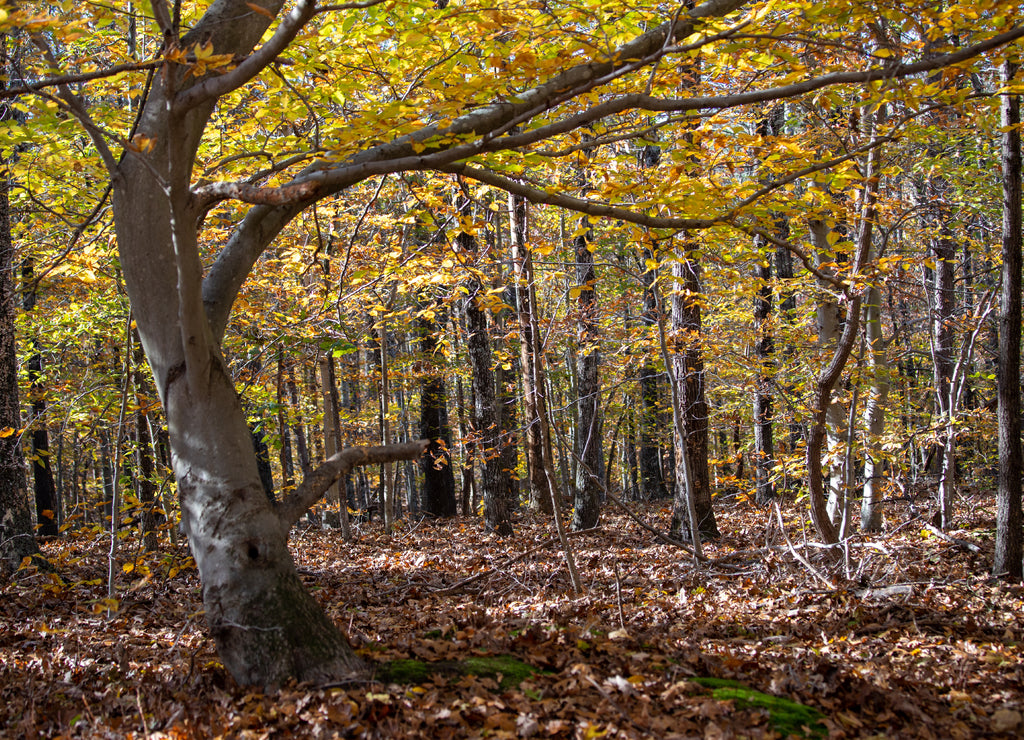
2,489,1022,739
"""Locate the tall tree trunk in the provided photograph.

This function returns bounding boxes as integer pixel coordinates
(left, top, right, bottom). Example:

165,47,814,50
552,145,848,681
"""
460,199,513,536
571,224,602,531
670,254,719,540
752,239,775,505
509,193,553,513
418,313,457,517
638,245,669,500
995,59,1023,581
21,258,59,536
751,105,784,505
860,110,889,535
276,348,295,493
0,67,42,571
806,128,881,545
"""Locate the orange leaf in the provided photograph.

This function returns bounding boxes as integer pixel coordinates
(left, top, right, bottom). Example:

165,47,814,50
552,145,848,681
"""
246,2,275,18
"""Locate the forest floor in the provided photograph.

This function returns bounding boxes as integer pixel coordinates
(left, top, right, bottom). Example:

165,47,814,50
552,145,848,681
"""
2,486,1022,739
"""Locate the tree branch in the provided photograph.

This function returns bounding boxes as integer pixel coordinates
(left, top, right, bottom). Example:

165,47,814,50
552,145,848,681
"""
277,440,428,527
445,163,715,230
150,0,174,38
175,0,388,112
30,36,121,176
0,59,164,99
192,179,320,211
175,0,316,111
200,6,1024,345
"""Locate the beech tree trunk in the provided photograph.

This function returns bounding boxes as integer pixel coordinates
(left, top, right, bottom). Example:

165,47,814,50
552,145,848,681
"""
95,0,427,687
995,59,1023,581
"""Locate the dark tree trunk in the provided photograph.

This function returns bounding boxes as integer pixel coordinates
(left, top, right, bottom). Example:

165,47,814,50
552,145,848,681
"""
751,107,783,505
639,246,669,500
670,256,719,540
251,422,275,503
571,226,602,531
276,349,295,493
995,59,1023,581
460,202,513,536
0,76,42,571
752,239,775,505
418,314,457,517
509,192,553,513
21,258,58,537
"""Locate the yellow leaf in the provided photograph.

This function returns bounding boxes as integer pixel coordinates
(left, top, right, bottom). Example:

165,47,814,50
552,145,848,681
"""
0,426,16,438
194,41,214,61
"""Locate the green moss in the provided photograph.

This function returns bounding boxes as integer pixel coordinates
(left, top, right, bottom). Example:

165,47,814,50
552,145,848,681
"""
691,678,826,739
461,656,537,689
375,655,538,690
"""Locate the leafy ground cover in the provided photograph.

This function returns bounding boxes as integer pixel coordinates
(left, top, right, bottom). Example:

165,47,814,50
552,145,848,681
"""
2,488,1022,739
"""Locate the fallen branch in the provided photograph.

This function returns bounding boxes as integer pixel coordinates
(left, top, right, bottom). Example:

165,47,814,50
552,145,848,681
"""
431,527,602,595
774,503,834,589
921,523,983,554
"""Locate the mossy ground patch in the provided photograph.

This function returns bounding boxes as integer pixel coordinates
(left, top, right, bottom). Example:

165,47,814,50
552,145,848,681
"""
691,677,827,739
375,655,538,690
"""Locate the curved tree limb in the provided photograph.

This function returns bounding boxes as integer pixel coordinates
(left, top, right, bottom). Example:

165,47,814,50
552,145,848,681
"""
278,440,428,528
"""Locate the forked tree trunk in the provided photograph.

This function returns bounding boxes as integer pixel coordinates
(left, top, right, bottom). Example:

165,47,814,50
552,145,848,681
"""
806,129,880,545
99,1,426,687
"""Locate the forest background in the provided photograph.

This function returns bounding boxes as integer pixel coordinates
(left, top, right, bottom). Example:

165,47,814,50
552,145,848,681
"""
1,0,1023,737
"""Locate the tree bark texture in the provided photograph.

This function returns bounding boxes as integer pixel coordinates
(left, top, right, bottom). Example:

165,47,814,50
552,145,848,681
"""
571,228,602,531
460,220,514,537
669,255,719,540
639,246,669,500
509,194,552,512
418,315,457,517
752,236,775,505
0,89,42,572
995,59,1023,581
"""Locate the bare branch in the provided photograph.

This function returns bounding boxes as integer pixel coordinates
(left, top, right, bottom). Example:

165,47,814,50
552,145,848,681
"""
0,59,163,99
443,163,715,230
30,36,121,175
278,440,428,528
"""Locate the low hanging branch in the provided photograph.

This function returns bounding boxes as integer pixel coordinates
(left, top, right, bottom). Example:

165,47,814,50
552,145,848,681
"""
277,440,428,527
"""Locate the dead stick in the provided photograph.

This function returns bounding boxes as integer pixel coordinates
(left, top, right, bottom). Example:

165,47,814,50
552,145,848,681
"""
431,527,602,595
